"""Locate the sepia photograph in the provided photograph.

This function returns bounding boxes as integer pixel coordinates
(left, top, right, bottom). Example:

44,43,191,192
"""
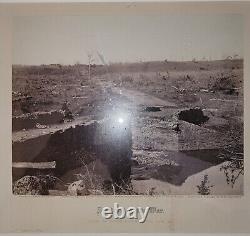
12,13,244,196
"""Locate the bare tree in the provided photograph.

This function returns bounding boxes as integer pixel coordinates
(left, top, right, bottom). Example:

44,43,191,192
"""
87,52,94,80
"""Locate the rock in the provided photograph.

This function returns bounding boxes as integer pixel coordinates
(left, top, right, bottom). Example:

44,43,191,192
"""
62,101,73,120
13,176,49,195
88,189,103,195
170,122,181,132
67,180,89,196
38,174,58,189
36,123,47,129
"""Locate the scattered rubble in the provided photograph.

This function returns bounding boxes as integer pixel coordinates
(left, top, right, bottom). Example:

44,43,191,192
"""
171,123,181,132
36,123,47,129
62,101,73,120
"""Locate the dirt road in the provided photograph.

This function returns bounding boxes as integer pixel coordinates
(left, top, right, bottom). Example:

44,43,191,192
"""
112,87,177,108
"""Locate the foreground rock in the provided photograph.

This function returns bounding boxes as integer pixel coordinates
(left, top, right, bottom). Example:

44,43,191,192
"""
67,180,89,196
67,174,106,196
13,175,57,195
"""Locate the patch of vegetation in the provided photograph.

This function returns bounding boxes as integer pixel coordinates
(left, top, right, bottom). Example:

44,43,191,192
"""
197,174,213,195
210,73,238,95
218,120,244,187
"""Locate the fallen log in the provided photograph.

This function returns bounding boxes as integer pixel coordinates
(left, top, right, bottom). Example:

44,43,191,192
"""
12,161,56,169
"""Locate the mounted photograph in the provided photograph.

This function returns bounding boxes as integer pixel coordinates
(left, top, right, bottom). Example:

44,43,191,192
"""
12,13,244,196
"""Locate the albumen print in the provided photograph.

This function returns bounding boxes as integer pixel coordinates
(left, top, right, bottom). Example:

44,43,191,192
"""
12,13,244,196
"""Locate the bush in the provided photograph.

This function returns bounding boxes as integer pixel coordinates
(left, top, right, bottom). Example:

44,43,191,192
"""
197,175,213,195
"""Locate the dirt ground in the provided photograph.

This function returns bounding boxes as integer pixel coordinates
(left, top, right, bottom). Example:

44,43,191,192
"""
12,59,244,195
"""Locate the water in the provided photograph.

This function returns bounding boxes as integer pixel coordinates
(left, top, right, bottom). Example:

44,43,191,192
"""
132,150,243,195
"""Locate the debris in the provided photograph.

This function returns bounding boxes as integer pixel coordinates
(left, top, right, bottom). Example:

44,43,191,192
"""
62,101,73,120
200,89,209,93
36,123,47,129
171,85,179,90
171,85,185,93
172,123,181,132
88,189,103,195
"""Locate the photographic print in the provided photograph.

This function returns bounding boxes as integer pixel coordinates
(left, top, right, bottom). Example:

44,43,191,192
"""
12,13,244,196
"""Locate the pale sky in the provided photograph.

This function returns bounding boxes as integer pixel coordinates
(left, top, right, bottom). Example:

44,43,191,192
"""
13,14,243,65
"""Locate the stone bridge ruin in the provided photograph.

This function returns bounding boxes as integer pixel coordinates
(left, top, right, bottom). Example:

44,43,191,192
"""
12,114,132,188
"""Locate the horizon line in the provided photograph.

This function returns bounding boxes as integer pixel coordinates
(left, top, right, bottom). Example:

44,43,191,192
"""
12,58,244,67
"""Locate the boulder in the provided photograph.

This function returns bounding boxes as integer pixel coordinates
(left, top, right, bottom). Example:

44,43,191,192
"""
13,176,48,195
67,180,89,196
